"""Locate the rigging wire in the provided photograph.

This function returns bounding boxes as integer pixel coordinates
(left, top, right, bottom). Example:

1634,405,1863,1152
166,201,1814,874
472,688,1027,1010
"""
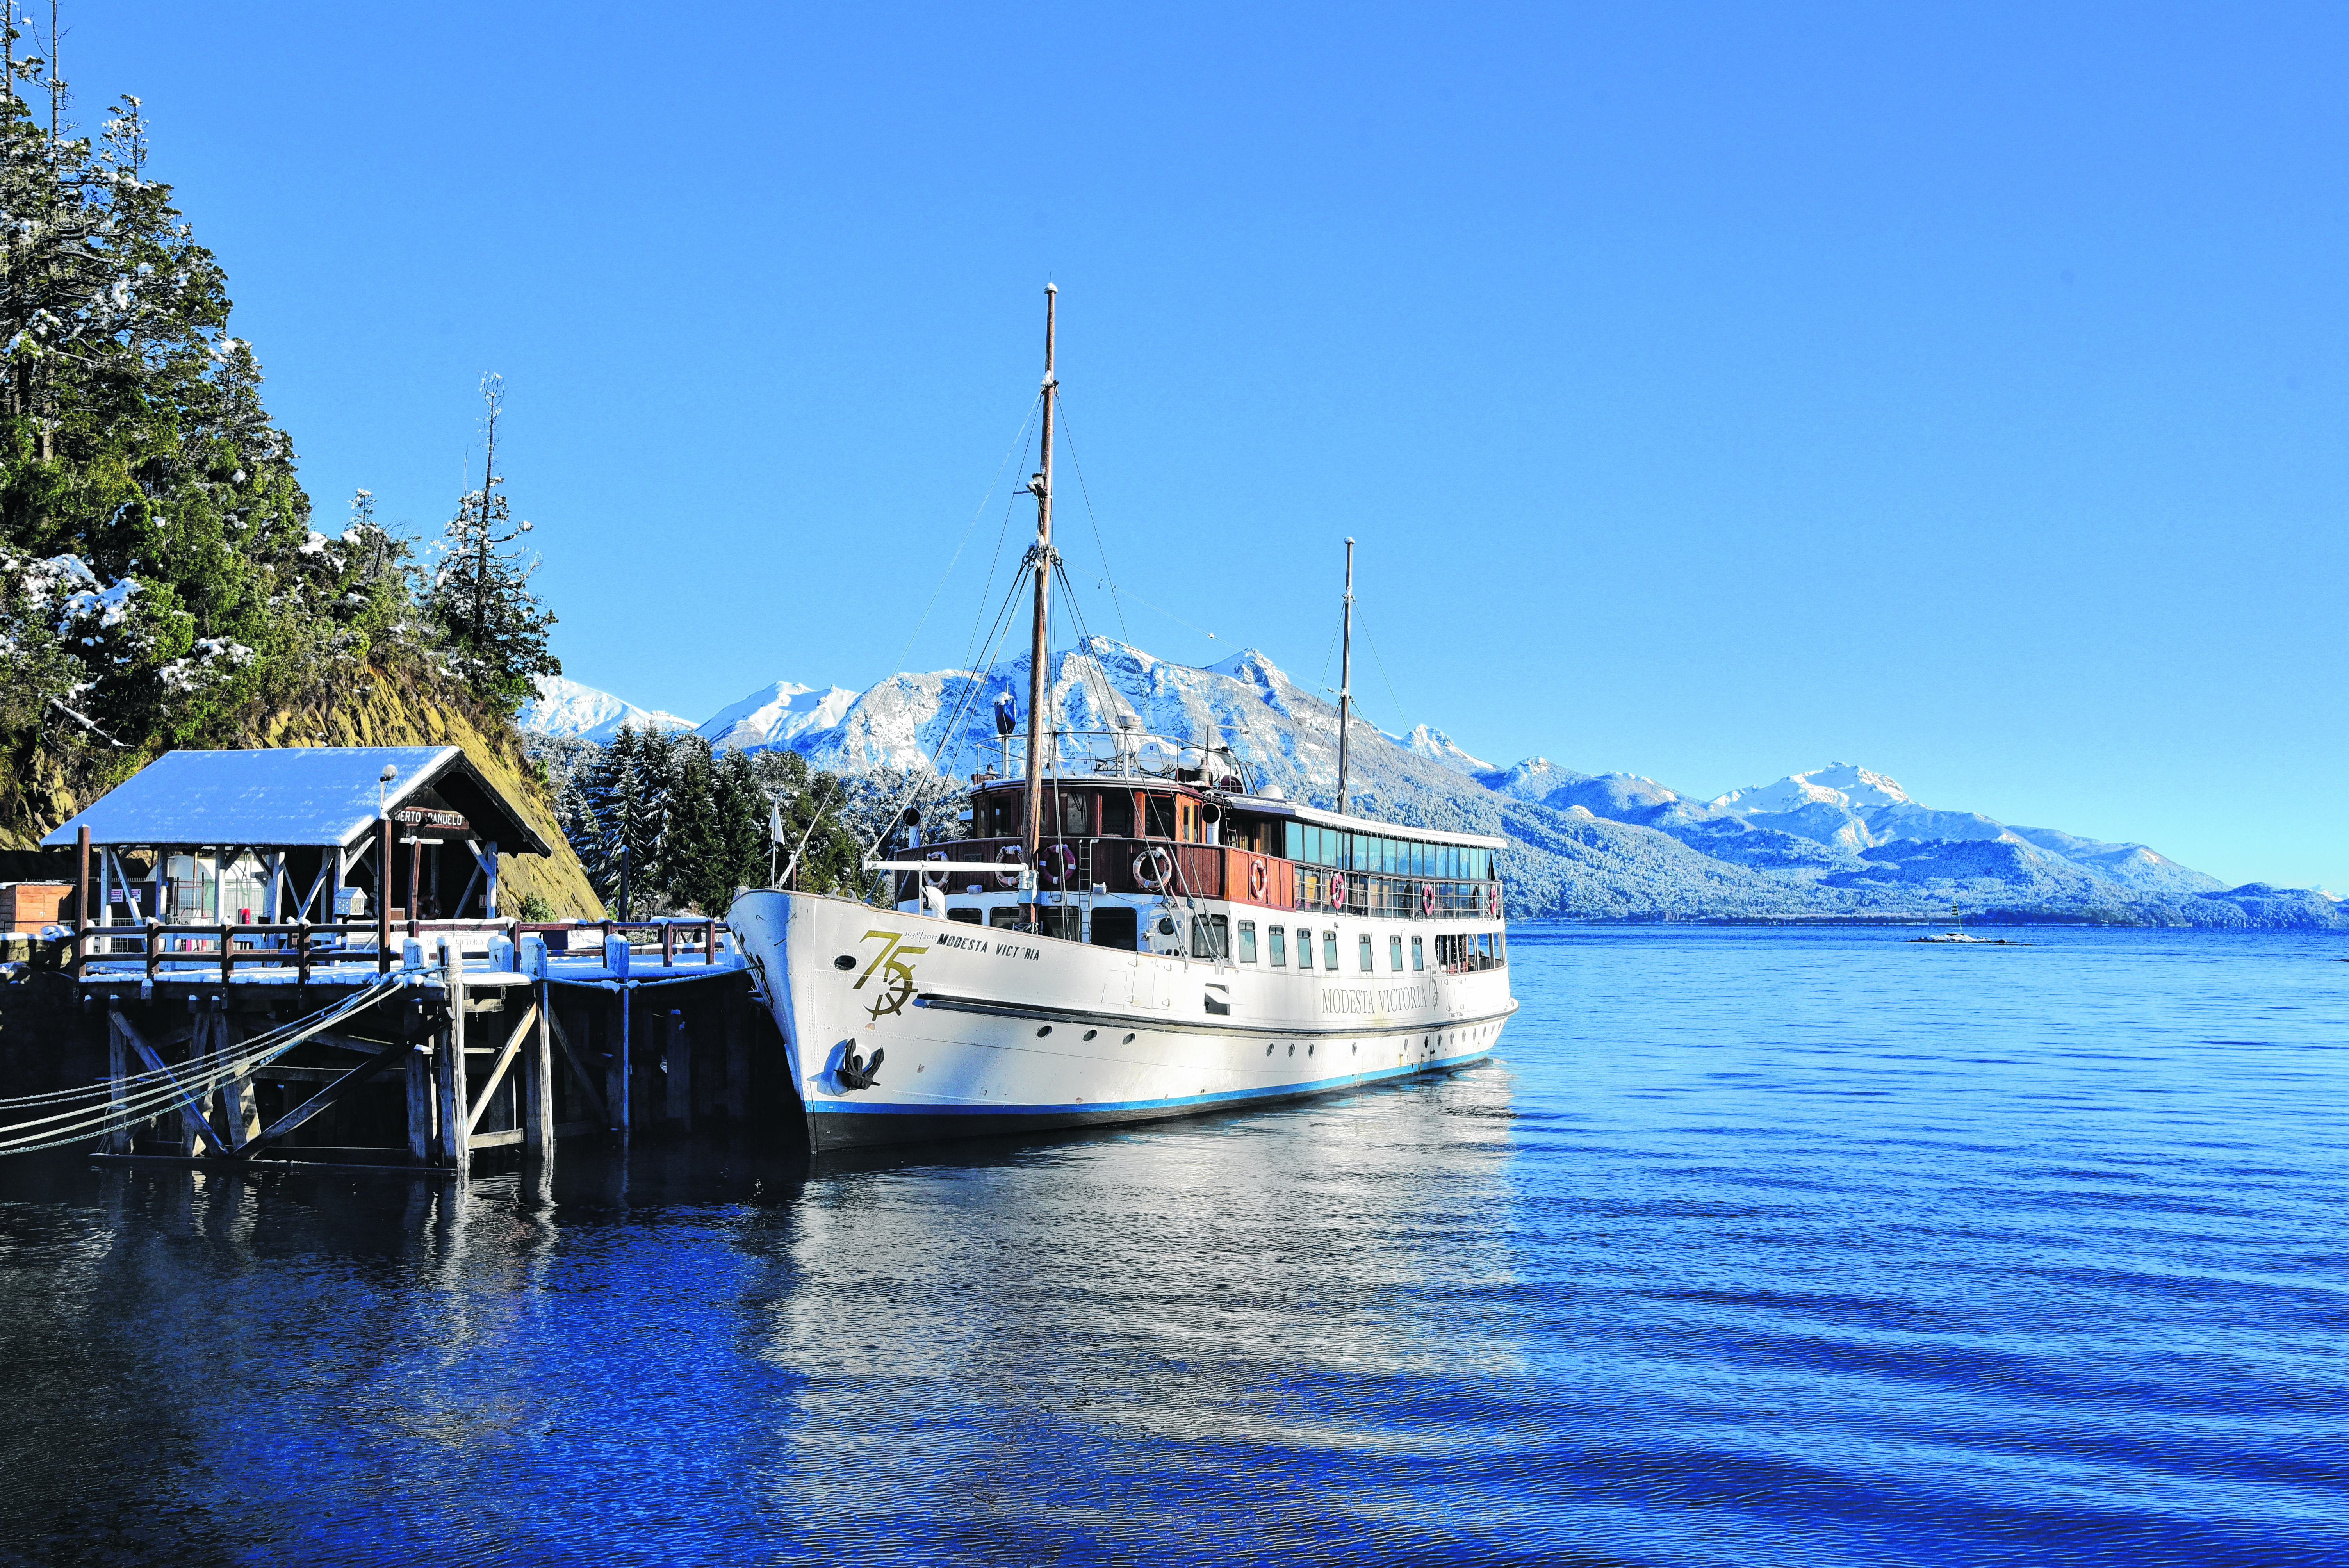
895,396,1039,688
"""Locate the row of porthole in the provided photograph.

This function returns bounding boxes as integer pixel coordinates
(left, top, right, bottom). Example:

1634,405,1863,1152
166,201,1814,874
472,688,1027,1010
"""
1024,1023,1492,1053
1038,1025,1139,1044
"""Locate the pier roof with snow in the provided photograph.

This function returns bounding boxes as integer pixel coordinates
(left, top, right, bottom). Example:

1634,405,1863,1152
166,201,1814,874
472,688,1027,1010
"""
39,747,552,855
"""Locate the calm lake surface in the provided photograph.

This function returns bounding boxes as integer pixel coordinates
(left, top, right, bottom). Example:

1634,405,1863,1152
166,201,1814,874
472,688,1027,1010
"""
2,926,2345,1566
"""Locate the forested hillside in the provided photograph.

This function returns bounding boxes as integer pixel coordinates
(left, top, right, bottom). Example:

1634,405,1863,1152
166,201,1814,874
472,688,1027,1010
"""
0,43,590,913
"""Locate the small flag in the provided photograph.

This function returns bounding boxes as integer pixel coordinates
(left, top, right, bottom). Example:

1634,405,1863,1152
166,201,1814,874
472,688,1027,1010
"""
768,802,784,841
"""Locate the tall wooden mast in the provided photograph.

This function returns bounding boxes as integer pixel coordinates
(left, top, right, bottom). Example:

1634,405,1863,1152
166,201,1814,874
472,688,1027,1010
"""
1335,536,1355,821
1021,284,1059,922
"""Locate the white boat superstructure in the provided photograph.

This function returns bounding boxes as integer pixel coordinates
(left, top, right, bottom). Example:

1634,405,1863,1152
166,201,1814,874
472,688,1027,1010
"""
727,287,1516,1151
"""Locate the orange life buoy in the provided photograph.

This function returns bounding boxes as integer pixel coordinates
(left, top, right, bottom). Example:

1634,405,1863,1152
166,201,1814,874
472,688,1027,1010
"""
1134,846,1174,890
1249,857,1268,899
1039,843,1076,889
994,846,1024,890
1420,882,1435,917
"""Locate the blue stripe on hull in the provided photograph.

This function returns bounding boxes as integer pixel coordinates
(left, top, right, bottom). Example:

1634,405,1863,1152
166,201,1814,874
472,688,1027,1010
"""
807,1052,1488,1126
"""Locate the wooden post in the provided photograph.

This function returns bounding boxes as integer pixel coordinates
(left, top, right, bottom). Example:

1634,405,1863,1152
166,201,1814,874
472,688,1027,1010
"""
665,1008,690,1129
432,940,469,1171
406,835,423,939
722,983,749,1121
405,1033,434,1165
522,979,552,1153
217,1014,258,1151
704,917,717,965
104,1009,132,1154
605,990,631,1140
484,840,499,919
178,1010,212,1155
218,922,233,984
661,921,676,968
376,817,394,975
74,823,90,976
144,918,160,981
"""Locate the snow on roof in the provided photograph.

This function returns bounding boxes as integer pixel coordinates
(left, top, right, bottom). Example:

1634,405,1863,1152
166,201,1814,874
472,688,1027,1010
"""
39,747,548,852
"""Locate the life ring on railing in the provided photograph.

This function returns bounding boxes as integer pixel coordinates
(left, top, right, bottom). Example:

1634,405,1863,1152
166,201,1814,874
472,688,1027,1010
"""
1249,857,1268,900
994,845,1025,890
1039,843,1076,889
1328,872,1348,910
1487,886,1501,918
1420,881,1435,917
921,852,950,889
1134,845,1176,891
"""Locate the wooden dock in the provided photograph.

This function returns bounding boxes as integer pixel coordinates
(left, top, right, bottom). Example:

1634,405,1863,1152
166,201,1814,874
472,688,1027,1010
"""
65,916,778,1178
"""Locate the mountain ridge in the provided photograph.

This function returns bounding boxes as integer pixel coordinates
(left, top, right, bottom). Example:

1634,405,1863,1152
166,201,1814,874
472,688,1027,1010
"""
519,650,2339,927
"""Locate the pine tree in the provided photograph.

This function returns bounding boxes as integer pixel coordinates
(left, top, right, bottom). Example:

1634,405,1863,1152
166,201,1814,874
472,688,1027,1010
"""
419,374,559,716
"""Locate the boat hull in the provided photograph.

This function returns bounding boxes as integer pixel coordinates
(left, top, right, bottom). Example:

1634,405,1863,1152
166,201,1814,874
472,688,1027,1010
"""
727,888,1515,1152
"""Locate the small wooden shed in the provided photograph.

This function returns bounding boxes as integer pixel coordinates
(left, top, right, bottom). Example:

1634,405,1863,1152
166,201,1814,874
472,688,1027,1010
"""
39,746,552,932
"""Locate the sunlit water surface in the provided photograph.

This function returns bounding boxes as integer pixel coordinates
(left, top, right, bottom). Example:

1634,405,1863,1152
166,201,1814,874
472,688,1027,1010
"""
2,926,2346,1566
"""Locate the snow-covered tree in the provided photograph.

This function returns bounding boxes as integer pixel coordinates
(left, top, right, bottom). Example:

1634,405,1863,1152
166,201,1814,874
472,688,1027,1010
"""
419,374,560,716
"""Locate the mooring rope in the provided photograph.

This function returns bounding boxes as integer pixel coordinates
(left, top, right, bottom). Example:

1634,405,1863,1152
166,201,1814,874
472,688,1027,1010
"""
0,973,415,1156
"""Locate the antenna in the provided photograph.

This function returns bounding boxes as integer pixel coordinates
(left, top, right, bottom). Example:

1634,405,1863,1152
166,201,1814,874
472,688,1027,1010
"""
1335,538,1355,820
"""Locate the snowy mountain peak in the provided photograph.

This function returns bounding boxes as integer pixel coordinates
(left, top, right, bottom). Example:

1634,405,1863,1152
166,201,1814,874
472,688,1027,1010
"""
698,679,860,751
1711,762,1913,815
1400,725,1494,775
518,675,695,743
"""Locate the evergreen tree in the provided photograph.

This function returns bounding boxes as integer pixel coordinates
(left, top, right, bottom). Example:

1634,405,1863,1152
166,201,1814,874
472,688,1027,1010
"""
419,374,559,716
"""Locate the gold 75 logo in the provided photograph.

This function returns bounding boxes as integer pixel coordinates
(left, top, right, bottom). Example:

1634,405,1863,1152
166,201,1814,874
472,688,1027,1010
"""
854,929,927,1021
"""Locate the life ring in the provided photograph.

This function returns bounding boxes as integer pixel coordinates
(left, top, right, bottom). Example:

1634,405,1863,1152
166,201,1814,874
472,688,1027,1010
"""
1134,845,1174,891
1420,882,1435,917
1249,857,1268,899
1039,843,1076,889
994,845,1025,890
1328,872,1347,910
921,851,949,889
1487,886,1501,918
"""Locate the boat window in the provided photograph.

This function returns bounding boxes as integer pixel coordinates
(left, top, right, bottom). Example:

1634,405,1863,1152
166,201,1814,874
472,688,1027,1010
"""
1041,906,1081,943
948,908,982,925
1411,935,1424,971
1296,927,1312,969
988,906,1019,929
1058,792,1088,838
1144,794,1177,839
1389,935,1403,971
1192,913,1230,960
1237,920,1257,963
1100,791,1133,837
1268,925,1287,966
1090,905,1138,950
1323,930,1339,970
1358,933,1373,972
1478,932,1493,967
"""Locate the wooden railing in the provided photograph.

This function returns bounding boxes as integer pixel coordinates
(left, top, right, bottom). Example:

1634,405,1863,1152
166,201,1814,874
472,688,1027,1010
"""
75,915,729,983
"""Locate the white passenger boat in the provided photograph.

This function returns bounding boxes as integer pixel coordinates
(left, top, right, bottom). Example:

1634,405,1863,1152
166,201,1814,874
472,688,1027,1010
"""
729,289,1517,1152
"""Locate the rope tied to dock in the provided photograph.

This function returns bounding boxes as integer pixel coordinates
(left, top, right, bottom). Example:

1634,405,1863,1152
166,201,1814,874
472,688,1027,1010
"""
0,972,415,1156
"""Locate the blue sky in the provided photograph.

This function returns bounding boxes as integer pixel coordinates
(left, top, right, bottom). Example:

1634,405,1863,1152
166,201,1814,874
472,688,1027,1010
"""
68,3,2349,890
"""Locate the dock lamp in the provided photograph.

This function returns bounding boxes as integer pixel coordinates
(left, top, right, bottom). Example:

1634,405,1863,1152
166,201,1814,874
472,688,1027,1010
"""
378,764,397,818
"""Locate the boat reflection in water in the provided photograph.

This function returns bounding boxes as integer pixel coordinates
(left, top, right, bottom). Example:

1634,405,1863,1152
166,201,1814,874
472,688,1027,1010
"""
0,1061,1519,1564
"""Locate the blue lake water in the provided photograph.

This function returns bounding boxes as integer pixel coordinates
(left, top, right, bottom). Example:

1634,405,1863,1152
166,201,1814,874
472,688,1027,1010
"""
2,925,2346,1566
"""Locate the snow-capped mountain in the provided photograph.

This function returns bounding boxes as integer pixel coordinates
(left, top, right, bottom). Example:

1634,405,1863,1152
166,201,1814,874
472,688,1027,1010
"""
520,644,2340,928
697,679,860,751
518,676,695,743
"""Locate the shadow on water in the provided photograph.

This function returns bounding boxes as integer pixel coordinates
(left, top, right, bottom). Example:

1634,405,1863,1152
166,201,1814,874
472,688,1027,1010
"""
0,927,2346,1566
